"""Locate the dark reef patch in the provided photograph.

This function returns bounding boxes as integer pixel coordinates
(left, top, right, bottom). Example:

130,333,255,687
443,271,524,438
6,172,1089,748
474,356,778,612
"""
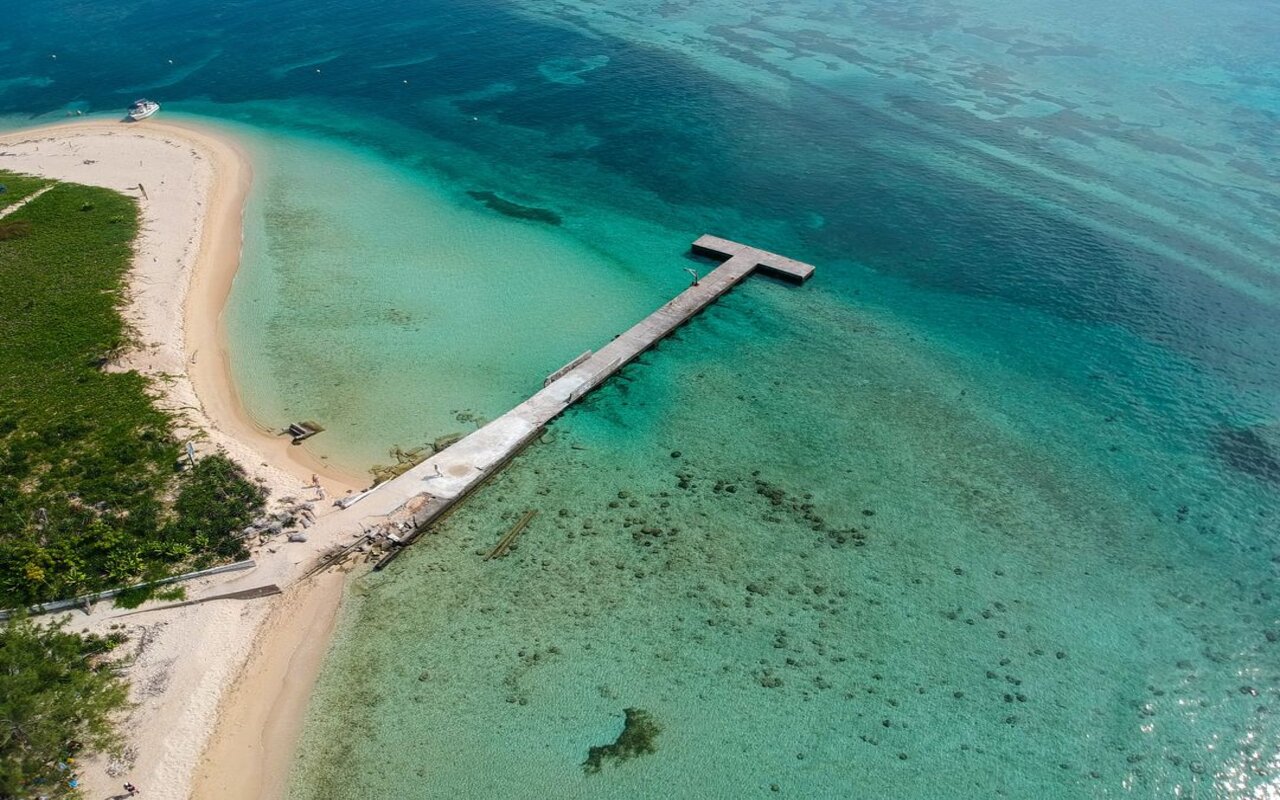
583,707,661,773
467,190,562,225
1211,424,1280,485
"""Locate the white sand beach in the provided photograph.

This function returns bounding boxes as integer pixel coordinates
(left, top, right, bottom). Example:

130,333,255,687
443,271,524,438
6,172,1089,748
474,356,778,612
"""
0,118,365,493
0,119,370,800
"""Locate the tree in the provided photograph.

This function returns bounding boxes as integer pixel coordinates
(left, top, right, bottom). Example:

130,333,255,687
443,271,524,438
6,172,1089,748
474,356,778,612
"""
0,615,128,798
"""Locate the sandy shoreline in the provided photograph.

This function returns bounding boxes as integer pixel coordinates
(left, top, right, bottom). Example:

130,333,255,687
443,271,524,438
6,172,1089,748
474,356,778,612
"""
0,117,365,494
0,118,368,799
174,123,370,495
190,570,348,800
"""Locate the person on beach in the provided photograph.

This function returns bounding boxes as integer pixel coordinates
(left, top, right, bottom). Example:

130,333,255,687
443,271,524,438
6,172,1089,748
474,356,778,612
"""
311,473,325,500
124,782,138,796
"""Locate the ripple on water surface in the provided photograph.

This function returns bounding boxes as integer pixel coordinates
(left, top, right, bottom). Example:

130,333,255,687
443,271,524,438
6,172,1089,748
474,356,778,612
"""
290,285,1280,798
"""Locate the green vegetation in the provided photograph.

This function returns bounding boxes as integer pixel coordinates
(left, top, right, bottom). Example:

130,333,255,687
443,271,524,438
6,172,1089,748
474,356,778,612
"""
0,173,51,208
0,615,130,798
0,170,267,797
0,172,266,607
583,708,661,774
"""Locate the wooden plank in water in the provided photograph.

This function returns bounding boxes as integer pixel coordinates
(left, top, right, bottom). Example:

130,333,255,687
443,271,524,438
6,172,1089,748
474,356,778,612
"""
485,509,538,561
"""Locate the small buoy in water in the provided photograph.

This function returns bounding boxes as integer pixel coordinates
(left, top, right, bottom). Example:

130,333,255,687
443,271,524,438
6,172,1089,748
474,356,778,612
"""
472,116,478,121
315,68,321,73
403,79,408,84
168,59,174,64
50,54,57,59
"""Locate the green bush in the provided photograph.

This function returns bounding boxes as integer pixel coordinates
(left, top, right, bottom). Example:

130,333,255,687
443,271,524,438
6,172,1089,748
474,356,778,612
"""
0,171,267,799
0,173,265,607
165,454,266,563
0,615,129,798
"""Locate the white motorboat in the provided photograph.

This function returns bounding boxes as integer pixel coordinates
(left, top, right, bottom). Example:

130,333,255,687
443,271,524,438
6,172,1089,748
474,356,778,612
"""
126,98,160,121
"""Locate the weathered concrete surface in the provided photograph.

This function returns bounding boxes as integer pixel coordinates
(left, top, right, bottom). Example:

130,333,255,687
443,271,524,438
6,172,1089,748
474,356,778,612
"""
690,234,815,283
362,235,816,564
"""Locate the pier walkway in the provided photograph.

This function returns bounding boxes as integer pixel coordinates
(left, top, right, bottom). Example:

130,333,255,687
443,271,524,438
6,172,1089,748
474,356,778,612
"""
352,235,815,566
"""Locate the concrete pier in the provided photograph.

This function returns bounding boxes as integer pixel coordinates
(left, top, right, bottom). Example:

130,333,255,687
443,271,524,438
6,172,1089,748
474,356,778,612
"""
359,236,816,567
689,234,815,283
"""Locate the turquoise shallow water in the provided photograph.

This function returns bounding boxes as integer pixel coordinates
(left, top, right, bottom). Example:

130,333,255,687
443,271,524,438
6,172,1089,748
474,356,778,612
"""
3,0,1279,795
222,121,676,469
291,285,1279,797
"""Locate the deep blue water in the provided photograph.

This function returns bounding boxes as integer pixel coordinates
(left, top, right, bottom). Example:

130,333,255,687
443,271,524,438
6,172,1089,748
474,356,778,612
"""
4,0,1279,795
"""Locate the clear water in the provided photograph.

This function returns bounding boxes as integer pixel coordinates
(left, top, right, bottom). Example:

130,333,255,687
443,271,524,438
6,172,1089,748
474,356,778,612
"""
223,120,675,468
3,0,1278,796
